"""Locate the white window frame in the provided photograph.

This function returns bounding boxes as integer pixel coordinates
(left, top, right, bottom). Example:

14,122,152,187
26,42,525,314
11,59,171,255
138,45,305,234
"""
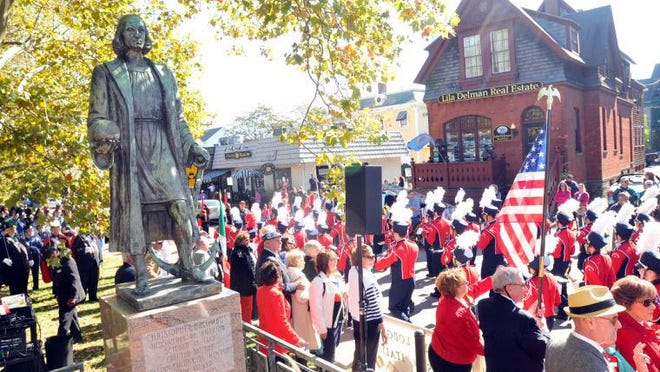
490,28,510,74
463,34,483,78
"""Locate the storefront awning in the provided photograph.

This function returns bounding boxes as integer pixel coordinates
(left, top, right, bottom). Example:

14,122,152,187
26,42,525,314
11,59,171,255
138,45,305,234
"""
203,169,229,182
231,169,263,179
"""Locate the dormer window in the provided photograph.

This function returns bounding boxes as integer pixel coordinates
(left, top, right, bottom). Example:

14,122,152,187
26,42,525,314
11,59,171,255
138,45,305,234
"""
396,110,408,128
463,35,483,78
490,29,510,73
569,27,580,53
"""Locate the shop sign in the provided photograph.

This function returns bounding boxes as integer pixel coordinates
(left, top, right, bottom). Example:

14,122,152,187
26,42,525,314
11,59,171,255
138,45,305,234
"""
438,81,543,103
493,125,513,141
224,151,252,160
261,162,275,175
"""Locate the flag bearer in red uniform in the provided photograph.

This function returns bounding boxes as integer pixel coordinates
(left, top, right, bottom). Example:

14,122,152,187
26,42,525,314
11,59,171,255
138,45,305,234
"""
551,211,576,278
374,198,418,323
523,255,562,330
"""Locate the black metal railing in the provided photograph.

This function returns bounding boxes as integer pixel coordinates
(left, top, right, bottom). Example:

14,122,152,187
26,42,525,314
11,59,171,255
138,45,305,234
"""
242,322,344,372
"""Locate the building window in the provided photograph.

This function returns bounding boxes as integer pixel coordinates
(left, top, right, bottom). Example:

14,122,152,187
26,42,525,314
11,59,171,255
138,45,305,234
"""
619,115,623,153
569,27,580,53
602,107,608,151
490,29,510,74
463,35,482,78
613,110,618,151
574,108,582,153
396,110,408,128
444,116,492,162
521,106,545,156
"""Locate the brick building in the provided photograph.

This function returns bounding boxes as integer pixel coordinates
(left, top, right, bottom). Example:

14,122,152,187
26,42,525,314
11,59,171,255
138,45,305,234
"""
412,0,645,203
639,64,660,152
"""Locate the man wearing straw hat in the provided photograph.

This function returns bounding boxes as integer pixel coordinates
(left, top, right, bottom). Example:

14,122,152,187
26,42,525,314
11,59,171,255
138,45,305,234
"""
545,285,626,371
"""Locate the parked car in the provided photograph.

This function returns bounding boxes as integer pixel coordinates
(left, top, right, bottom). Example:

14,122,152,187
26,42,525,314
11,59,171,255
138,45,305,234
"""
646,151,660,166
200,199,222,223
607,171,660,204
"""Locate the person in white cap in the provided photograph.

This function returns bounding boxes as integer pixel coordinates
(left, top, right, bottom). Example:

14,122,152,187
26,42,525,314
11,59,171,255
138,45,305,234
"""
545,285,626,372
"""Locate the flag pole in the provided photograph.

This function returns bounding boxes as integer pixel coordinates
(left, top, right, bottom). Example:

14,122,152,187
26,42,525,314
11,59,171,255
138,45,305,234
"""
536,85,561,309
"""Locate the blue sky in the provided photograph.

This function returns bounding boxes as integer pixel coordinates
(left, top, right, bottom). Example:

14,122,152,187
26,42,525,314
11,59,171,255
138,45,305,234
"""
188,0,660,126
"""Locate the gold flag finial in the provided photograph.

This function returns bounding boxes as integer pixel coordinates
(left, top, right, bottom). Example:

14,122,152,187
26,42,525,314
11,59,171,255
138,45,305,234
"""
537,84,561,110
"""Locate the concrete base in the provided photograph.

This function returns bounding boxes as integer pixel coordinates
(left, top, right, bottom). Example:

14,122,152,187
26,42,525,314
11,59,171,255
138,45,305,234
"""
100,290,246,372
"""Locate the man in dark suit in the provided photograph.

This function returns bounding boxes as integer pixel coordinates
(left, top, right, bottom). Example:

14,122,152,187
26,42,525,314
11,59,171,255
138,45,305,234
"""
477,267,550,372
0,219,31,295
545,285,626,372
45,246,86,342
255,231,302,301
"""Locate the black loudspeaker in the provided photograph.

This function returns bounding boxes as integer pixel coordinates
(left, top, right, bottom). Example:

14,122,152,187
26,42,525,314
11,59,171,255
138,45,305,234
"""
45,335,73,370
345,165,382,235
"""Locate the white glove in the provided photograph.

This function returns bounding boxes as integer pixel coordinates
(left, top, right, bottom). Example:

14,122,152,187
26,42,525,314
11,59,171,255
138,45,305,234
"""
28,260,34,267
2,258,12,267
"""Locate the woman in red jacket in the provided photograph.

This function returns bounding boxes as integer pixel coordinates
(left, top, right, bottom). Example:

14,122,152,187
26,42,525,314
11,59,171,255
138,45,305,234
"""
611,276,660,372
428,268,484,371
256,261,306,355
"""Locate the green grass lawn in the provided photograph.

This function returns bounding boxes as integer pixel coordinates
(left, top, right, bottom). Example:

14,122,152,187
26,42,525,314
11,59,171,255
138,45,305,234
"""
1,251,123,371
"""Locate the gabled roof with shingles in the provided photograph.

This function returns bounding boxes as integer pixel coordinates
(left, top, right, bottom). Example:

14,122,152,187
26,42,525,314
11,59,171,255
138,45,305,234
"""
359,89,425,109
200,127,224,142
211,132,408,169
415,0,584,84
561,6,623,67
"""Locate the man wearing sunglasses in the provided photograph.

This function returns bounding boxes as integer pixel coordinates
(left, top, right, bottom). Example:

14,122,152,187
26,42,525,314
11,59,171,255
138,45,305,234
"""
546,285,627,372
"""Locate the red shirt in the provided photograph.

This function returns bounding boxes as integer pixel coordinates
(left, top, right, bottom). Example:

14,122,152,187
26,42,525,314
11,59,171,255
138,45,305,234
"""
522,273,562,317
374,239,418,280
583,254,615,287
256,283,302,354
576,223,592,246
616,311,660,372
611,240,639,278
430,296,484,365
476,220,501,254
553,227,576,262
462,266,492,301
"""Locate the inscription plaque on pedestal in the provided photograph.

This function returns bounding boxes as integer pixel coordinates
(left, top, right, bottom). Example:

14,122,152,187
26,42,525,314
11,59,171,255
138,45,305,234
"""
142,314,234,372
100,290,245,372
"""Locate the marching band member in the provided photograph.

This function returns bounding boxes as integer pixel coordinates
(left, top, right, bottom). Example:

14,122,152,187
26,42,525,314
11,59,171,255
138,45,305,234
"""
374,191,419,322
611,203,639,279
551,198,579,278
476,186,504,279
576,198,608,271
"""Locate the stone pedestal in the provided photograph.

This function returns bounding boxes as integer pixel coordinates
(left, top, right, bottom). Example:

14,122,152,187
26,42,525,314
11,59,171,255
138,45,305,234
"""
100,289,246,372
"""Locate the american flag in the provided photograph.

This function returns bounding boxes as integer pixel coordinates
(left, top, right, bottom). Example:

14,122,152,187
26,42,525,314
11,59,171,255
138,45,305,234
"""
495,128,547,268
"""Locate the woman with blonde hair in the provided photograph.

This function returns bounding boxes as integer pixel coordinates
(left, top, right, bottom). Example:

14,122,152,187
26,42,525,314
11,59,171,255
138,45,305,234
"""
429,267,484,371
285,249,321,353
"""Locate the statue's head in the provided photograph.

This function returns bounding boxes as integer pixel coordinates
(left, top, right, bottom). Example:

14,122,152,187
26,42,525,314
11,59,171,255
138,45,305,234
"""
112,14,153,58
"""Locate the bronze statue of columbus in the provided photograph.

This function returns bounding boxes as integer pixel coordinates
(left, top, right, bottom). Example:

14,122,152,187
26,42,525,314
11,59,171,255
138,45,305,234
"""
87,14,211,295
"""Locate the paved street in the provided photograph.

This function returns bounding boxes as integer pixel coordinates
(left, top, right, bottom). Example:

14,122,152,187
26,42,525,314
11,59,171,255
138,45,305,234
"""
333,246,582,370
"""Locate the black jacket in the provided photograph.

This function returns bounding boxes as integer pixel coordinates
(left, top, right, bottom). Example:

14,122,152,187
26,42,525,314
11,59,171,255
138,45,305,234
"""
0,234,30,291
477,293,550,372
229,243,257,296
51,256,85,305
